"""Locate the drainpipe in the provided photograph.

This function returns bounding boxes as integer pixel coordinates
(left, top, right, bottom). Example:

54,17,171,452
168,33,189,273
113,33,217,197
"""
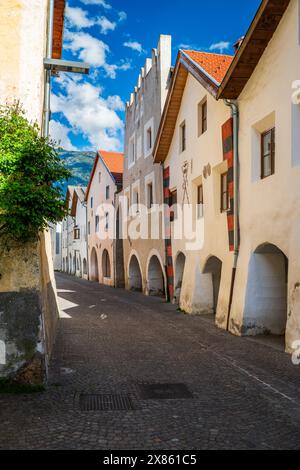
43,0,55,138
224,100,239,331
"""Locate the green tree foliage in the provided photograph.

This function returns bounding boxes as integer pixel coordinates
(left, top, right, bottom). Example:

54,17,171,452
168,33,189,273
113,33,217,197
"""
0,103,71,242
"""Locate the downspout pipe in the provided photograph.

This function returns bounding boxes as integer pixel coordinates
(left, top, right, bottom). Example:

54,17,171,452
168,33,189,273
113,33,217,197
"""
43,0,55,138
224,99,239,331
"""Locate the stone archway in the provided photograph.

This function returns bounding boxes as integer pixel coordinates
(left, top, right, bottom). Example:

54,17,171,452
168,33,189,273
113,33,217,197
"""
90,248,99,282
202,256,222,314
243,243,288,337
147,255,165,297
174,252,186,304
128,254,143,292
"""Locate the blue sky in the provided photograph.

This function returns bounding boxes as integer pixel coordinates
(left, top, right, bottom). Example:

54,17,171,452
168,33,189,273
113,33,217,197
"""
50,0,261,152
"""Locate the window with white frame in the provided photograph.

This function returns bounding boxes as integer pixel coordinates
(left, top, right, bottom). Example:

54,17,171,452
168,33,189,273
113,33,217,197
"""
144,118,154,157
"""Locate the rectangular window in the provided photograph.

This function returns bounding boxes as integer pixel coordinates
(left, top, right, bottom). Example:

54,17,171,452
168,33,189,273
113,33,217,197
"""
170,189,177,221
180,121,186,152
198,99,207,136
95,215,99,232
261,128,275,179
197,184,204,218
220,173,229,212
106,185,110,200
105,212,109,231
147,182,153,209
88,221,90,235
147,127,152,151
98,172,101,183
133,190,139,214
74,228,80,240
90,197,93,209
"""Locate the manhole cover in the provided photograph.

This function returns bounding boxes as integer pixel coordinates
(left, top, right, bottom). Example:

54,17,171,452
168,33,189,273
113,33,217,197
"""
138,383,193,400
79,394,134,411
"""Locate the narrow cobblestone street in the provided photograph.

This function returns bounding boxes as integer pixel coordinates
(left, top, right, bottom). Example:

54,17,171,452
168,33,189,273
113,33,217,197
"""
1,272,300,449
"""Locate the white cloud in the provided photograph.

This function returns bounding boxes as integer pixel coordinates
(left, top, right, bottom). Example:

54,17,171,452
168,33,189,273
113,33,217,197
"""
64,30,109,67
98,16,116,34
65,5,94,29
106,95,125,111
80,0,111,8
123,41,144,54
209,41,230,53
49,120,77,151
51,76,124,151
64,30,131,79
118,11,127,22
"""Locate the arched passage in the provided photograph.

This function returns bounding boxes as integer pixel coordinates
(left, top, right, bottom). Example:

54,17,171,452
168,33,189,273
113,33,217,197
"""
90,248,99,282
128,255,142,292
174,252,186,304
147,255,165,297
244,243,288,336
203,256,222,314
102,249,111,278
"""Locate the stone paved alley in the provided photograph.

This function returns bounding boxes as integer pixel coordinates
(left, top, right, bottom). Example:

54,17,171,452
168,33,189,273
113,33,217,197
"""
1,273,300,449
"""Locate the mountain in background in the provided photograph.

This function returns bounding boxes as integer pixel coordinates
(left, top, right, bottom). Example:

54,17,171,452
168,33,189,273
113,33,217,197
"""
59,150,96,194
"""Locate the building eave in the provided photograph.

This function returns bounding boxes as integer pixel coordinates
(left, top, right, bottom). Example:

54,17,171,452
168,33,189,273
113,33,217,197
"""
217,0,291,100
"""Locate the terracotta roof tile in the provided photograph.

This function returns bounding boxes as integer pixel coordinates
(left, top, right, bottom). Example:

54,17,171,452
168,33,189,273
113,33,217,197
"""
182,50,233,84
99,150,124,175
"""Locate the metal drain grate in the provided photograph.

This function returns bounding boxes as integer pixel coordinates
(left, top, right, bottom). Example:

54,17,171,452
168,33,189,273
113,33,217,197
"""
79,394,134,411
138,383,193,400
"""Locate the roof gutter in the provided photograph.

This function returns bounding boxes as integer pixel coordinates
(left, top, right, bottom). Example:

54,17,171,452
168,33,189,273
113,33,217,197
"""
224,99,240,332
43,0,55,138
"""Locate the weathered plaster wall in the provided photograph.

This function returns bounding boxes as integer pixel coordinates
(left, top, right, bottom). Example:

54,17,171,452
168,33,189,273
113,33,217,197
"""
0,1,60,383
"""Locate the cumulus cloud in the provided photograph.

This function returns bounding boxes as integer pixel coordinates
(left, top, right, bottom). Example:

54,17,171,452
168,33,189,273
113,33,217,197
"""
65,5,94,29
123,41,144,54
51,76,124,151
80,0,111,8
98,16,116,34
209,41,230,53
118,11,127,22
64,30,109,67
49,120,77,151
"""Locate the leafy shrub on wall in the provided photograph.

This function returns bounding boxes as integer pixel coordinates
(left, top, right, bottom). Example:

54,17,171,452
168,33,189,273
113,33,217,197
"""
0,103,71,243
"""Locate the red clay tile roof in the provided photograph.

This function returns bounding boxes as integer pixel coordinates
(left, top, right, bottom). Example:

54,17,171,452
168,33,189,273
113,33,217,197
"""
182,50,233,84
99,150,124,175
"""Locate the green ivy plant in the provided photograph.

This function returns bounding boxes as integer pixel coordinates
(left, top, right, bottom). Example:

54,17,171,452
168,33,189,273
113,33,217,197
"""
0,103,71,243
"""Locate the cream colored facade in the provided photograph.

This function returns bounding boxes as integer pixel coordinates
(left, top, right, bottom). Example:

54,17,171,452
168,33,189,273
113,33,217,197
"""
87,157,119,287
121,35,172,297
229,0,300,352
163,73,233,320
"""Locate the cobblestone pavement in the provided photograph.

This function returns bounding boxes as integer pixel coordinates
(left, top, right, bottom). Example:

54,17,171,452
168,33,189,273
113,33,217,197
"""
1,272,300,449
